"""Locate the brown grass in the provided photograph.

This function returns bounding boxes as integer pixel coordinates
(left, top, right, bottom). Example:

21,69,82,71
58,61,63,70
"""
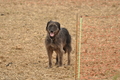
0,0,120,80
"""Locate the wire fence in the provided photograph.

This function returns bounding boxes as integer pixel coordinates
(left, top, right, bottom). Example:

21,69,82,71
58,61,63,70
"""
75,14,120,80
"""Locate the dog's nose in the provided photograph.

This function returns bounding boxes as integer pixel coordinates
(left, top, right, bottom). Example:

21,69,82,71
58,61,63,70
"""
51,31,53,33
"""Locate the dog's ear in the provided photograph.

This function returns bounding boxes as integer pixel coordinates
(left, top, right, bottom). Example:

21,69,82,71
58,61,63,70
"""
46,20,52,30
55,22,60,30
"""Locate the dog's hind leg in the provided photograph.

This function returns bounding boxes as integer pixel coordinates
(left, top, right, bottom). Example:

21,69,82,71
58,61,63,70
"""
59,51,63,66
67,45,72,65
68,51,71,65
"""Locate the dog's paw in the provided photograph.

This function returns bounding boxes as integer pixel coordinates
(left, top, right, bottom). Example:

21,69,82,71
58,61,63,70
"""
45,65,52,69
47,66,52,69
55,62,58,66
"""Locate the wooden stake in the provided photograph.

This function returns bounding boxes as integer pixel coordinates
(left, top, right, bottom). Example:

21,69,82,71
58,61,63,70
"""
75,13,79,80
78,16,83,80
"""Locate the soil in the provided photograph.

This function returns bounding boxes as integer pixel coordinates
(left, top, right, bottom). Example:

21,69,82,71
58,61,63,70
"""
0,0,120,80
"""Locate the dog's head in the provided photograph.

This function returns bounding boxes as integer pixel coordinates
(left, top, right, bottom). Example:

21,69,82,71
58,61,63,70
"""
46,21,60,38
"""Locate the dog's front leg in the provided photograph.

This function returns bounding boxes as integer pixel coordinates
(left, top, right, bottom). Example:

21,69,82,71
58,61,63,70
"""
47,48,53,68
55,53,58,65
55,49,64,67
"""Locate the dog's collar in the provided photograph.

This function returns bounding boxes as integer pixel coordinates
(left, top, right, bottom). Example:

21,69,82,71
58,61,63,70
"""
50,37,55,43
50,37,54,40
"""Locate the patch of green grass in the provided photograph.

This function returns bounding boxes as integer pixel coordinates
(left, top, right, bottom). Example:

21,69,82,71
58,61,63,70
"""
113,73,120,80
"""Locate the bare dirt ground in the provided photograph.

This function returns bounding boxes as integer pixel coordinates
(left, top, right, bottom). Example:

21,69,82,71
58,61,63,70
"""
0,0,120,80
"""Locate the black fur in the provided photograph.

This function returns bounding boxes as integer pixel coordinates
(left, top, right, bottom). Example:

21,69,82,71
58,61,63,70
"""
45,21,72,68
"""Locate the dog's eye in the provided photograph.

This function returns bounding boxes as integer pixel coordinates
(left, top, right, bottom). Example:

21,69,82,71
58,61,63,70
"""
49,25,57,31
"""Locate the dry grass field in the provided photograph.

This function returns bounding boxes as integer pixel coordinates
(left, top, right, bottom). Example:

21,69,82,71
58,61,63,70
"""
0,0,120,80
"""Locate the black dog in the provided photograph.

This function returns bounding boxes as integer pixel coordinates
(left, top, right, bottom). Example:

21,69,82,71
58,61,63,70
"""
45,20,72,68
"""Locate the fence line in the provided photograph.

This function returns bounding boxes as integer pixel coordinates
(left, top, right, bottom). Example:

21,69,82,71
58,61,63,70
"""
1,0,120,7
82,14,120,18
